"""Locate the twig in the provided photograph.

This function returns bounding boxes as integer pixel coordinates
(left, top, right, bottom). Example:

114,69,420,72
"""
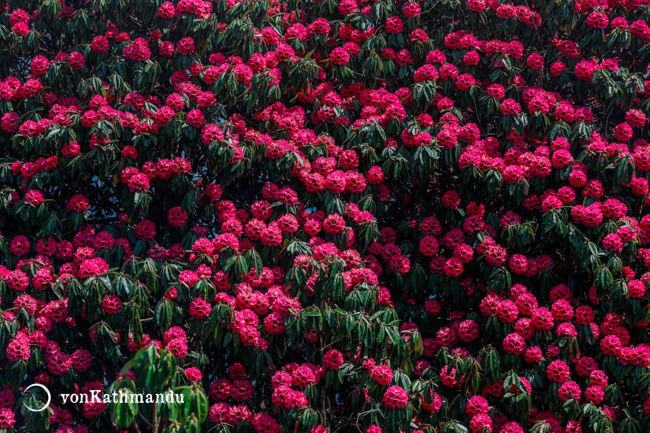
472,95,485,135
138,412,153,428
604,107,613,139
354,408,383,433
332,411,357,433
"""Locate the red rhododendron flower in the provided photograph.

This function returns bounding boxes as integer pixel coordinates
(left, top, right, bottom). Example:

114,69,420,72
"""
383,385,408,409
371,365,393,386
323,350,343,370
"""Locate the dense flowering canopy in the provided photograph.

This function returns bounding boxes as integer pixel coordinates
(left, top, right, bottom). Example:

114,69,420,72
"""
1,0,650,433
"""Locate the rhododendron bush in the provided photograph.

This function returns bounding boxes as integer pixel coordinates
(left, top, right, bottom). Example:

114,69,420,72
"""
1,0,650,432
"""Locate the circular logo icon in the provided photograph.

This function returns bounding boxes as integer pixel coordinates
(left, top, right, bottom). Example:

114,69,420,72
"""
23,384,52,412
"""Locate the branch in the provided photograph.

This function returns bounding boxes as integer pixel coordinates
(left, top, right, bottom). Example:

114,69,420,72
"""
153,402,159,433
138,412,153,428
